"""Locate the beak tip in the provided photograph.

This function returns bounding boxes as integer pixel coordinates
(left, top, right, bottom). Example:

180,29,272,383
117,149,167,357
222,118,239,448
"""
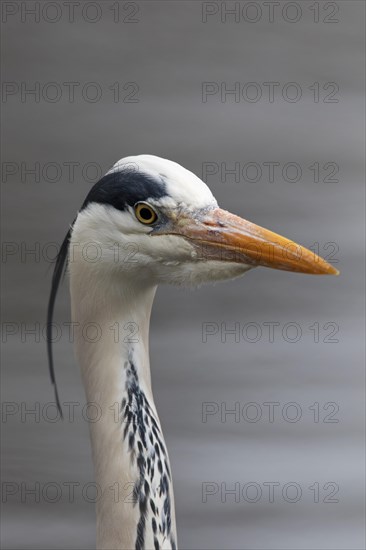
315,263,339,276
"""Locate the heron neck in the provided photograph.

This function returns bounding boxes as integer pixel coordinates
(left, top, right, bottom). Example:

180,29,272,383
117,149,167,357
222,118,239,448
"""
70,271,177,550
71,272,157,401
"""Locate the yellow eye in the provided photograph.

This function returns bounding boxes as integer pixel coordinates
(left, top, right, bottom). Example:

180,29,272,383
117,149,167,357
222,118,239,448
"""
134,202,158,225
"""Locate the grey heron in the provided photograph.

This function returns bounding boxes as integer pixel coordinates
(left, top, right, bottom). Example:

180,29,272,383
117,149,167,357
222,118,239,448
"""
47,155,338,550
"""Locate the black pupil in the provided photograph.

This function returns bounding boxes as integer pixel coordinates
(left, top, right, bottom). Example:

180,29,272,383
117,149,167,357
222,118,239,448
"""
140,207,153,221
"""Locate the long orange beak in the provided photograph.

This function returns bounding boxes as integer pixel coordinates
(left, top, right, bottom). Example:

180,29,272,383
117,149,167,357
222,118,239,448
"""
172,208,339,275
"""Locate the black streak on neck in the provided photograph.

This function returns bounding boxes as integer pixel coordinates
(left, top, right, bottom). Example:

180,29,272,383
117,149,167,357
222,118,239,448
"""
122,354,176,550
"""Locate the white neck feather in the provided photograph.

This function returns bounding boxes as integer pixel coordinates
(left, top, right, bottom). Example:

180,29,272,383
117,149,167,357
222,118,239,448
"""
70,245,177,550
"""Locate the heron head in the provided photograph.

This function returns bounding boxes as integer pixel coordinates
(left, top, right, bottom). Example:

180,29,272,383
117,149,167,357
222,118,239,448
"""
70,154,338,287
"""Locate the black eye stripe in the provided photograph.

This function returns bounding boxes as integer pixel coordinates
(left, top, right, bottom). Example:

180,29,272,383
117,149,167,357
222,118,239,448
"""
80,169,167,213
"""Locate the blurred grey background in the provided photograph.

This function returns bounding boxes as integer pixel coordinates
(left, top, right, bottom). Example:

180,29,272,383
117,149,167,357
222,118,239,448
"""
1,1,365,549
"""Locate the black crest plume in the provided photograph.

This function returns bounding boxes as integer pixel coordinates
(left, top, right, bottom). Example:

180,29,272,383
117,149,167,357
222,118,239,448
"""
46,226,73,418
